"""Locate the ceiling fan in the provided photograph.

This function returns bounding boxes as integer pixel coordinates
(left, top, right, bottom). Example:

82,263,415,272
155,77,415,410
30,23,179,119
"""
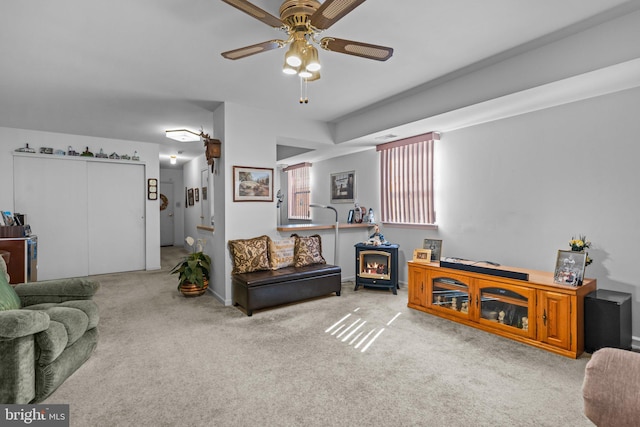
220,0,394,102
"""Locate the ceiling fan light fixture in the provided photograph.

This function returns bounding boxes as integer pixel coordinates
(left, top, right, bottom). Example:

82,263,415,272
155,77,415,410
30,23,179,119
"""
304,45,321,72
298,69,313,78
285,39,305,67
282,58,299,75
165,129,200,142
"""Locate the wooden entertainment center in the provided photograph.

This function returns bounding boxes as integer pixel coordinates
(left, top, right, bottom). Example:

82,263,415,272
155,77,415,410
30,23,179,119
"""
407,260,596,358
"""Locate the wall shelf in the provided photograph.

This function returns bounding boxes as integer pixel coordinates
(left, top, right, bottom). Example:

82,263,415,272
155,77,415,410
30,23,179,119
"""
277,223,373,232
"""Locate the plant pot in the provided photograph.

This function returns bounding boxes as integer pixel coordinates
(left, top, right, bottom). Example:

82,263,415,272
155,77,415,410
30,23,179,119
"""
179,279,209,297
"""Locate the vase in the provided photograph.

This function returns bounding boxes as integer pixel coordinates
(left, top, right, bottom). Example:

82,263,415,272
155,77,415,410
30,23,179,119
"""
179,279,209,297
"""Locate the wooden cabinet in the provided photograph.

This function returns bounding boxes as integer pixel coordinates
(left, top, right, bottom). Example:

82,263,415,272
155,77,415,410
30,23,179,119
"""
407,261,596,358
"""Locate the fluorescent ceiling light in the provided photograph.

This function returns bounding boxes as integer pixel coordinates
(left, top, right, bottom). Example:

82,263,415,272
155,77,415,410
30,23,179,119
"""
165,129,200,142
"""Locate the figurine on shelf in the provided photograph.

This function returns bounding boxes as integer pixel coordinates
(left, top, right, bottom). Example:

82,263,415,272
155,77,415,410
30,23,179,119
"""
498,310,506,324
522,316,529,331
15,143,36,153
364,224,389,246
80,146,94,157
451,297,457,311
460,301,468,313
132,151,140,161
68,146,79,156
96,148,108,158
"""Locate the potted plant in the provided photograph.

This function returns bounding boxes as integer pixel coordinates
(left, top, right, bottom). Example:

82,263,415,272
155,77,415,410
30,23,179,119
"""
171,237,211,297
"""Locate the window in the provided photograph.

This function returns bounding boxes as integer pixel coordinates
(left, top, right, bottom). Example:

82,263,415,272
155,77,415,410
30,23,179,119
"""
378,132,439,225
285,162,311,220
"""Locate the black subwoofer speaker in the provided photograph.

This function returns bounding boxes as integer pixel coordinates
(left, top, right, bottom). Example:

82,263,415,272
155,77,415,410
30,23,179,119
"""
584,289,632,353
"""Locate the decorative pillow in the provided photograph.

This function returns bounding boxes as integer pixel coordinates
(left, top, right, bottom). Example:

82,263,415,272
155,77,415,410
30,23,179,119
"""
268,237,295,270
0,268,21,311
228,235,270,274
292,234,326,267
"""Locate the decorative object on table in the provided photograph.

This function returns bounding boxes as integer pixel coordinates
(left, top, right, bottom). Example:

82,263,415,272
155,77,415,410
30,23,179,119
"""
54,149,65,156
171,236,211,297
80,146,94,157
330,171,355,203
365,224,388,246
367,208,375,223
95,148,108,158
39,147,53,154
120,153,131,160
423,238,443,262
347,209,354,223
233,166,273,202
147,178,158,200
68,146,80,156
132,151,140,161
109,152,120,159
553,249,587,286
412,248,432,263
569,234,593,266
15,143,36,153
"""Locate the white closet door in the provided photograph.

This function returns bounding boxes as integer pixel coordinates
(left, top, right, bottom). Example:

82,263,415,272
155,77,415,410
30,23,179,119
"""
87,162,145,275
13,156,89,280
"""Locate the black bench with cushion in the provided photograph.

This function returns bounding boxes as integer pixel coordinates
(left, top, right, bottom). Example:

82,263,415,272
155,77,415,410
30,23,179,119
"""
232,264,341,316
228,234,341,316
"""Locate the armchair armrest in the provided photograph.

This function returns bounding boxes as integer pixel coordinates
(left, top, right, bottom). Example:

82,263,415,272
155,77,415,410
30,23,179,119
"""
15,278,100,307
0,310,49,339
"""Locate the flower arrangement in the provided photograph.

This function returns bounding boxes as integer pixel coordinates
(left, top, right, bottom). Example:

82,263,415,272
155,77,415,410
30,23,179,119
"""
569,234,593,266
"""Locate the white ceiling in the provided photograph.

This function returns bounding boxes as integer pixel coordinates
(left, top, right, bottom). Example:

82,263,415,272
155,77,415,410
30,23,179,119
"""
1,0,638,167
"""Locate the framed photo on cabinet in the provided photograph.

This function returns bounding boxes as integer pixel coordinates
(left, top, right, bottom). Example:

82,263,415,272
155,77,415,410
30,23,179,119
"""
423,239,443,262
553,250,586,286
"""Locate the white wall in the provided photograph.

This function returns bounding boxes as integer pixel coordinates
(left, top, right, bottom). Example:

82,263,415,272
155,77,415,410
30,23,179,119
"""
0,127,161,271
325,86,640,340
215,102,333,305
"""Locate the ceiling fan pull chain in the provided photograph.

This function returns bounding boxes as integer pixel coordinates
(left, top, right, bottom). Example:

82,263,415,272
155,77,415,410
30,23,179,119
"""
299,76,309,104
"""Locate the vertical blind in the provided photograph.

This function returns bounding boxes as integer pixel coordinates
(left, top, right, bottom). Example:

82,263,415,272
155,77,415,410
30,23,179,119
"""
377,132,438,225
285,162,311,220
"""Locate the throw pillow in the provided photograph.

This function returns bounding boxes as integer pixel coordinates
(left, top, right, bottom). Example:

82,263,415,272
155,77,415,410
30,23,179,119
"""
0,268,21,311
268,237,295,270
228,235,270,274
292,234,326,267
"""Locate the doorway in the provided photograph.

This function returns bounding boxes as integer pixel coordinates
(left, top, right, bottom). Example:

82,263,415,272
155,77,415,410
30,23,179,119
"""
160,181,175,246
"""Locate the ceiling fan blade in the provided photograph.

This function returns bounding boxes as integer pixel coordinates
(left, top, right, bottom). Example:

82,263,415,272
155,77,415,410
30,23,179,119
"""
221,0,283,28
320,37,393,61
221,40,285,60
310,0,366,30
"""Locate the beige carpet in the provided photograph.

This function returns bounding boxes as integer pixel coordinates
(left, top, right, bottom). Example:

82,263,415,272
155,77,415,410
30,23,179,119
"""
44,246,594,426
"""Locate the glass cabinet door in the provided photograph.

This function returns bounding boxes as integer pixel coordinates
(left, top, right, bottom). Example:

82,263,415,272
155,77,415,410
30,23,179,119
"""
431,276,471,319
477,280,535,337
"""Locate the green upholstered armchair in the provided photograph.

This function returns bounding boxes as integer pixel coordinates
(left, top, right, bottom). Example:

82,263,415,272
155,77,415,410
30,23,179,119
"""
0,257,99,404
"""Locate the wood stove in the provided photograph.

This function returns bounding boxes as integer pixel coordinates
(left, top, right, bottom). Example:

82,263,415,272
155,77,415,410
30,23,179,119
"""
354,243,399,294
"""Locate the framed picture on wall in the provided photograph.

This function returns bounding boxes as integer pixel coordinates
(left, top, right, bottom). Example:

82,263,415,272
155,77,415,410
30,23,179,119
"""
202,187,207,200
195,188,199,202
233,166,274,202
188,188,195,206
330,171,355,203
